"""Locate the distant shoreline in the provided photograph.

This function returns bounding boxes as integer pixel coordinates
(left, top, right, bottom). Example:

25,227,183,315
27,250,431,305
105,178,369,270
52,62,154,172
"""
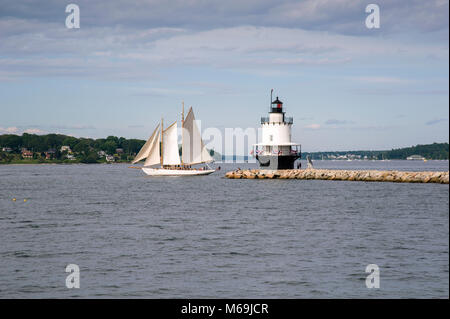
1,159,448,166
1,133,447,163
0,162,129,165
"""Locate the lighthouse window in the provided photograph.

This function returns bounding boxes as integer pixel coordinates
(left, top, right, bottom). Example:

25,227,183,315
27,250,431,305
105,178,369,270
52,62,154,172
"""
269,135,273,142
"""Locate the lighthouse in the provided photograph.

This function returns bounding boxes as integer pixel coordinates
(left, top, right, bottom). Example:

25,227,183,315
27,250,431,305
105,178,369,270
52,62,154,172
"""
253,91,301,169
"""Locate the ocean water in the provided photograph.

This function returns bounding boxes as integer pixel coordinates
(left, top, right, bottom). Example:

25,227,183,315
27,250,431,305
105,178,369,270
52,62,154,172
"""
0,160,448,298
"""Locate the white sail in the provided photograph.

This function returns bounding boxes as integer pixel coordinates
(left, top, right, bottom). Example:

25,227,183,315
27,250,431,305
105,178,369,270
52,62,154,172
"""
144,130,161,167
162,121,181,166
132,124,160,164
182,108,214,165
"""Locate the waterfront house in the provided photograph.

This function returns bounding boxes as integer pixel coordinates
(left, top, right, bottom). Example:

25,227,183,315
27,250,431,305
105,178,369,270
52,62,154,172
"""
407,154,426,160
45,149,56,160
21,150,33,159
60,145,72,153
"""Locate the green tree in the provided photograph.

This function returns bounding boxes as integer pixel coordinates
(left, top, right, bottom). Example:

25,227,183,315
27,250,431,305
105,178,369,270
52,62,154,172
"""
80,152,99,163
73,139,91,154
103,140,117,155
62,136,79,149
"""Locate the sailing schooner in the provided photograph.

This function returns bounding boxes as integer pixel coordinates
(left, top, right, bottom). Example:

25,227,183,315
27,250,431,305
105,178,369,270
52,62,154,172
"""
132,105,215,176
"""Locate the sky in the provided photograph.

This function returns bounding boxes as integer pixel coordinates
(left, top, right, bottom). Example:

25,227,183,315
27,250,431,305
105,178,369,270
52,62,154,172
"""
0,0,448,152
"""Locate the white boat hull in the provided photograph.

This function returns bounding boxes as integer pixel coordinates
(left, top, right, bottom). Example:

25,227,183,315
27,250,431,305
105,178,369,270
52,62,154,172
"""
142,167,215,176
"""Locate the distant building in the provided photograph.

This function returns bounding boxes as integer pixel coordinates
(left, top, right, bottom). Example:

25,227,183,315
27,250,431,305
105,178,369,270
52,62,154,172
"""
60,145,72,153
106,155,115,162
66,154,76,160
45,149,56,160
407,155,426,160
115,148,124,154
97,150,106,157
21,150,33,159
1,147,12,152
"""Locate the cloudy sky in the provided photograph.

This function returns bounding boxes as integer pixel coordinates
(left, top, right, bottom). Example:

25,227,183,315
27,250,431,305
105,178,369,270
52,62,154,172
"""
0,0,448,152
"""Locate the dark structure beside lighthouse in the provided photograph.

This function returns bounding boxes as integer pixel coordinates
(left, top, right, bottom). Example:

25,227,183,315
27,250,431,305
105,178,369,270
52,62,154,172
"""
252,92,301,169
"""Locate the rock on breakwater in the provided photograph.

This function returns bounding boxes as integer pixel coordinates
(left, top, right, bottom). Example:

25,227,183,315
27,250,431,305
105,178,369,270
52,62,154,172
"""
225,169,449,184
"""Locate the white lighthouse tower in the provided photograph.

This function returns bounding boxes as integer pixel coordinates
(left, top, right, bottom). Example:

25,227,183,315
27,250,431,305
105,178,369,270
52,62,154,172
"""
253,91,301,169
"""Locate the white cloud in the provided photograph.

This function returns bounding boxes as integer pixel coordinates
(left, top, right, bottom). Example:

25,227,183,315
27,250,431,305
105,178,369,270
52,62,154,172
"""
325,119,354,125
23,128,46,134
426,118,449,125
305,124,321,129
354,76,414,84
3,0,447,35
129,87,205,97
0,126,19,134
0,23,447,81
0,126,46,135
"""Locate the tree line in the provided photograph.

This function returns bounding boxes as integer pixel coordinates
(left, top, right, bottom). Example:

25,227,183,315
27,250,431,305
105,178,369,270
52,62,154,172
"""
303,142,449,160
0,133,146,163
1,133,448,162
383,143,449,160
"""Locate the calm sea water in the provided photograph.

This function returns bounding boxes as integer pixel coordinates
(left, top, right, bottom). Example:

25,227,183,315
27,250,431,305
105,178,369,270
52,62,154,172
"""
0,160,448,298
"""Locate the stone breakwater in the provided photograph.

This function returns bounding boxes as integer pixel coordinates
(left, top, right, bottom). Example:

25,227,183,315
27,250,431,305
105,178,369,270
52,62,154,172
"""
225,169,449,184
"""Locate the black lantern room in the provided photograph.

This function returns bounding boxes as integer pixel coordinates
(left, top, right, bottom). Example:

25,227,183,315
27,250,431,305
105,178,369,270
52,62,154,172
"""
271,97,283,113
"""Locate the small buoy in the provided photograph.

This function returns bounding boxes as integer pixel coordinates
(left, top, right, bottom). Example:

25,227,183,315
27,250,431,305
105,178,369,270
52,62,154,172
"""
12,198,16,201
23,199,27,202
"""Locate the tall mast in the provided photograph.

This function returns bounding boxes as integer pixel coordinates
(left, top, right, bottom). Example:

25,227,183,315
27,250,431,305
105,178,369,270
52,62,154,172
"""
189,105,202,163
160,117,163,167
181,101,184,166
270,88,273,112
